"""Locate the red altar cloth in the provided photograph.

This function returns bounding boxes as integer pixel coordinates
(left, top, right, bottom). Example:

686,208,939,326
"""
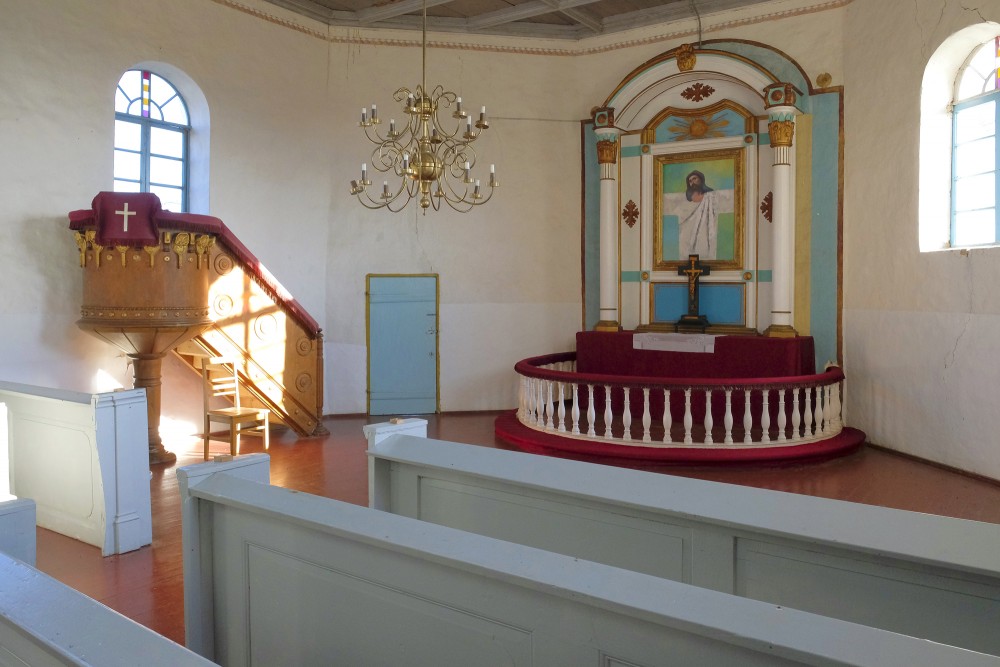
575,331,815,381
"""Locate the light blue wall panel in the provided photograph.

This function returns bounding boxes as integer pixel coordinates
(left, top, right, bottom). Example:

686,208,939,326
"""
653,283,744,325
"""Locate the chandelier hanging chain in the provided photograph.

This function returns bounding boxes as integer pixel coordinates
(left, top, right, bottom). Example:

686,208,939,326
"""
349,0,498,214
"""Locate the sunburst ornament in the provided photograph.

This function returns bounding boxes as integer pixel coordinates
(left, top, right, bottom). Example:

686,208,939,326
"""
666,113,730,141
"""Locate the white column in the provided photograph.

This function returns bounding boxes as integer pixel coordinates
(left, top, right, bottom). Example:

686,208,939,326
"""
763,83,800,338
595,124,622,331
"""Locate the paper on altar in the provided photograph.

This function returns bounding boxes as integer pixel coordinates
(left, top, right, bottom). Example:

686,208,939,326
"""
633,333,717,353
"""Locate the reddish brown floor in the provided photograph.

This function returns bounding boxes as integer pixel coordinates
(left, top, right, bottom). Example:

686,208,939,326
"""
33,411,1000,647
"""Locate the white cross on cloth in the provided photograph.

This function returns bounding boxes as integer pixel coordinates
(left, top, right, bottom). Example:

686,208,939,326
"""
116,202,136,232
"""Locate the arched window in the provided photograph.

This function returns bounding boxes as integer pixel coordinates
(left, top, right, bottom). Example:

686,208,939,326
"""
920,26,1000,252
114,70,190,212
952,38,1000,247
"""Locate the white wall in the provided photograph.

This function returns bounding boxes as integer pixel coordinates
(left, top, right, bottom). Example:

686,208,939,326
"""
14,0,960,474
842,0,1000,480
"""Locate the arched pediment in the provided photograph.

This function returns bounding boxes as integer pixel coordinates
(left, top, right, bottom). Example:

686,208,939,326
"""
605,48,788,132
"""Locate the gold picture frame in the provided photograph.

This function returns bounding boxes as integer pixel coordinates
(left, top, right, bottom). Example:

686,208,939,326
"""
653,146,745,271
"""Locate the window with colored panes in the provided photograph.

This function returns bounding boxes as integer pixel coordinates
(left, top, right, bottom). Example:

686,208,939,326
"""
113,70,189,212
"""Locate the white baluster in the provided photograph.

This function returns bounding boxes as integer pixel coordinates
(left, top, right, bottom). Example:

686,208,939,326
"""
557,381,566,432
816,386,827,436
533,378,542,427
603,385,613,438
517,375,525,422
528,378,540,426
622,388,632,441
662,389,672,444
642,388,652,443
760,389,771,444
571,382,581,435
743,389,752,444
803,386,813,437
830,382,843,431
541,380,550,430
723,389,734,444
777,389,787,442
791,388,801,441
683,388,693,444
587,384,596,437
703,389,713,444
547,380,556,430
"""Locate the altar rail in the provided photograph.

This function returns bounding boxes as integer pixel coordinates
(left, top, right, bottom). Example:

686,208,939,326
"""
177,456,993,667
366,425,1000,657
0,381,151,556
516,352,844,448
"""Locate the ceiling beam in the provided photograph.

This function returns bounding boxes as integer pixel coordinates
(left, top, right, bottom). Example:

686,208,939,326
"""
467,0,602,30
355,0,455,25
547,4,602,33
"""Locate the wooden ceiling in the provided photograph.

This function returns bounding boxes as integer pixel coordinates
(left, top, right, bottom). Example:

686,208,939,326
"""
263,0,779,40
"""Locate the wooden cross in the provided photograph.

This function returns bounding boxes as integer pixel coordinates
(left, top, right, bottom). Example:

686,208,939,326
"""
676,254,711,330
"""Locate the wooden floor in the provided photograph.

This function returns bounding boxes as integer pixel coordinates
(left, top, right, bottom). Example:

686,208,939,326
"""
34,411,1000,647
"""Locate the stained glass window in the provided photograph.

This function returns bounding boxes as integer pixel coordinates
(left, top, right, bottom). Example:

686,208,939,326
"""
952,37,1000,246
113,70,189,212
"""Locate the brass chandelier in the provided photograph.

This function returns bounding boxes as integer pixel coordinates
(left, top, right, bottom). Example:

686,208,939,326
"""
349,2,498,213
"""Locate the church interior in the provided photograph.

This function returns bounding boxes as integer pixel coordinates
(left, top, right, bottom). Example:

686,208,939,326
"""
3,0,1000,662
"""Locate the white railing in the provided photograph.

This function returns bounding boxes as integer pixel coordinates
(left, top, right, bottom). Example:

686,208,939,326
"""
515,353,844,449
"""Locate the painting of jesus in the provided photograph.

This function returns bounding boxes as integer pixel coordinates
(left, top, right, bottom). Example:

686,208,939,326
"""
654,148,744,270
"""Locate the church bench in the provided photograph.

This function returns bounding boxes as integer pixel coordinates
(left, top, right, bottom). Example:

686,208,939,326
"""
0,551,213,666
0,402,36,565
0,382,151,555
176,455,994,667
365,420,1000,657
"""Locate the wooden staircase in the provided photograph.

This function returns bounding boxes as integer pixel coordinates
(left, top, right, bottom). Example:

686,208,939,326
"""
172,240,324,437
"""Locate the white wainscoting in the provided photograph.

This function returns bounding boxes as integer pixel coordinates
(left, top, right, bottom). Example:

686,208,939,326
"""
0,381,151,555
0,551,213,666
366,427,1000,657
177,457,997,667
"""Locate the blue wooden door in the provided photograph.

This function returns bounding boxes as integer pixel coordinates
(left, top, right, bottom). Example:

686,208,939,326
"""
367,275,439,415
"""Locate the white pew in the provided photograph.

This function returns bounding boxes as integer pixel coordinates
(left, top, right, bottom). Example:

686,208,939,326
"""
177,456,997,667
0,402,36,564
365,422,1000,657
0,551,214,666
0,381,151,556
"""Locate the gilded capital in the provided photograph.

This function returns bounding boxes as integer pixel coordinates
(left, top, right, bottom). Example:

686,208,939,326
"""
676,43,697,72
592,107,615,128
763,82,801,109
596,139,618,165
768,119,795,148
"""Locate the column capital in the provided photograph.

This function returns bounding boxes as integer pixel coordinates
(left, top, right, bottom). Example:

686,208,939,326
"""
767,118,796,149
763,82,803,111
592,107,616,128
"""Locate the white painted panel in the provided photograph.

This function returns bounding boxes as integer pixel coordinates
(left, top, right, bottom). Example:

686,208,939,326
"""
247,544,534,666
736,537,1000,656
412,475,691,582
12,416,96,517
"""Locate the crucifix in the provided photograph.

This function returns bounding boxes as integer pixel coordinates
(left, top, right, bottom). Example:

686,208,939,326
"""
116,202,136,233
676,254,711,331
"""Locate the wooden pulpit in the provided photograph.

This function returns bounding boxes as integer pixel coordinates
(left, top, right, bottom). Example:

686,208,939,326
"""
70,193,217,465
